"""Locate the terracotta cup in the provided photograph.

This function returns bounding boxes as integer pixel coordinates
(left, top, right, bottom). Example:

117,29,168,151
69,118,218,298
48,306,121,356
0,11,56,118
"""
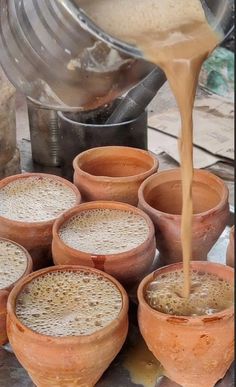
0,173,81,270
52,201,156,287
226,226,234,268
0,238,32,345
73,146,158,206
138,169,229,264
138,261,234,387
7,265,129,387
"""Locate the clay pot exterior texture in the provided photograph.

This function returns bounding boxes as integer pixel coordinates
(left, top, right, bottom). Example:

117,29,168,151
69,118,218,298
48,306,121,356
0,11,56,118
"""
0,173,81,270
0,238,32,345
73,146,158,206
52,201,156,287
226,226,234,267
138,169,229,264
7,265,129,387
138,261,234,387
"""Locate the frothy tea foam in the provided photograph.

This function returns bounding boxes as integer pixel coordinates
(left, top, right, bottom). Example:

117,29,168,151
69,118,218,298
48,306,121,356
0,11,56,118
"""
16,270,122,336
59,209,149,254
145,270,234,317
78,0,206,43
0,240,28,289
0,176,78,222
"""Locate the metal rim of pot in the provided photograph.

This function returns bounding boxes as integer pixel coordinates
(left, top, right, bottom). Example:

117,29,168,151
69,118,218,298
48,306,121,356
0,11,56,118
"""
57,110,147,128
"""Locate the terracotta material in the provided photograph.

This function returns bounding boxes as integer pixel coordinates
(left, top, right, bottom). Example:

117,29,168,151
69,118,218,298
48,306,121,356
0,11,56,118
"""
7,265,129,387
226,226,234,267
0,238,32,345
138,261,234,387
138,169,229,264
0,173,81,270
73,146,158,206
52,201,156,287
0,289,10,346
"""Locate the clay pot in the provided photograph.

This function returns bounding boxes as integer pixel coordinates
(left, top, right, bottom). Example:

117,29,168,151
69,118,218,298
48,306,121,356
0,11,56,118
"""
7,265,129,387
73,146,158,206
226,226,234,267
138,261,234,387
138,169,229,264
0,173,81,270
0,238,32,345
52,201,156,287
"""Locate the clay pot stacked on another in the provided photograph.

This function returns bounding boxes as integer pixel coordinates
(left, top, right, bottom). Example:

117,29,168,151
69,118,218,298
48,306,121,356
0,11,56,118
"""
138,169,229,264
0,173,81,270
138,261,234,387
52,201,156,287
226,226,234,267
0,238,32,345
7,265,129,387
73,146,158,206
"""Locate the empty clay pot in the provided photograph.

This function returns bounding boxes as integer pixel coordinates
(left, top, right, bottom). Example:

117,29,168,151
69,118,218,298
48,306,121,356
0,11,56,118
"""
52,201,156,287
7,265,129,387
0,173,81,270
137,261,234,387
73,146,158,206
138,169,229,264
226,226,234,267
0,238,32,345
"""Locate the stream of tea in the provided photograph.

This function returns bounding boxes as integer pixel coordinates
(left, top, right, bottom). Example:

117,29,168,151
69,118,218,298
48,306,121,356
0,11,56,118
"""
139,25,220,297
80,0,220,297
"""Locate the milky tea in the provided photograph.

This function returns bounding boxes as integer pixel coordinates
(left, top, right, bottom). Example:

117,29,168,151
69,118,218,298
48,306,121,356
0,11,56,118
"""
145,270,234,317
0,176,78,222
15,269,122,336
78,0,232,307
59,208,149,255
0,240,28,289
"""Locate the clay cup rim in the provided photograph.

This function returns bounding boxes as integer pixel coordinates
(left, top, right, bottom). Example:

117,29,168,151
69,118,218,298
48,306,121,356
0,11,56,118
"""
138,168,229,219
52,200,156,260
0,173,81,227
137,261,234,325
7,265,129,343
73,146,158,183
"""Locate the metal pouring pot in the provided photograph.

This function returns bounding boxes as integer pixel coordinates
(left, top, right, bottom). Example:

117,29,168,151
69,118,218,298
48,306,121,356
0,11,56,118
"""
0,0,234,112
0,0,154,112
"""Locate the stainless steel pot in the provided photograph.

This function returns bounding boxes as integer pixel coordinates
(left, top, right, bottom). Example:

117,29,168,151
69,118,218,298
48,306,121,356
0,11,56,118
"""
0,0,154,112
27,102,61,167
58,99,148,180
0,0,233,112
